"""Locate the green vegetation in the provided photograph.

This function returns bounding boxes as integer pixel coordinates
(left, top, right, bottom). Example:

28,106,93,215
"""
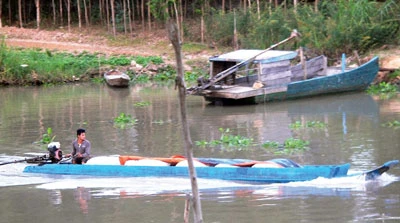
0,41,205,85
91,77,105,84
181,42,209,54
132,74,150,83
261,141,280,149
38,127,56,145
195,128,254,148
185,68,209,83
0,39,167,85
195,127,309,155
388,70,400,81
133,101,151,107
382,120,400,129
367,82,399,99
206,0,400,59
153,66,176,81
113,113,138,129
262,138,310,155
289,120,327,130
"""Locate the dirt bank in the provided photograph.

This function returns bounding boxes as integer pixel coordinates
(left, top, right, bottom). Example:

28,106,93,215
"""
0,27,214,69
1,27,399,84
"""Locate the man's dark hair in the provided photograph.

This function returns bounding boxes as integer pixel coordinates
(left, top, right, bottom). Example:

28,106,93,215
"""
77,128,86,136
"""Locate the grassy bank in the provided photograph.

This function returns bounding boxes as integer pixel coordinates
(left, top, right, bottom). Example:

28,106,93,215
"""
0,39,172,86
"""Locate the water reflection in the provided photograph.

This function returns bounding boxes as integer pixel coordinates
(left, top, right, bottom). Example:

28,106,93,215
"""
105,87,131,98
74,187,91,214
0,84,394,165
46,187,91,214
48,190,63,205
0,84,399,223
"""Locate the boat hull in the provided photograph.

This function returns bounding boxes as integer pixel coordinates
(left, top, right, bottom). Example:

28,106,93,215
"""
23,163,350,183
201,56,379,105
104,70,130,87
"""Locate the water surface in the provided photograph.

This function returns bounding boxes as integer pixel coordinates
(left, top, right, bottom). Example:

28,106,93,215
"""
0,84,399,223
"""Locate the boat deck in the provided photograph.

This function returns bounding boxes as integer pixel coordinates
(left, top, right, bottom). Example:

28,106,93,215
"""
202,85,288,99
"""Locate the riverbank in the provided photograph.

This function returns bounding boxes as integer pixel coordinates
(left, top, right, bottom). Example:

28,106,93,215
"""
0,26,214,68
1,27,399,85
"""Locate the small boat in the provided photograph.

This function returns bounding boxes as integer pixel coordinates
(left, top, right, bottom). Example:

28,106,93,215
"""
187,49,379,105
104,69,130,87
23,155,398,183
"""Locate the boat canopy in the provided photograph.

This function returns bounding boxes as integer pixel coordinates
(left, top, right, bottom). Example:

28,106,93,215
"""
209,49,298,64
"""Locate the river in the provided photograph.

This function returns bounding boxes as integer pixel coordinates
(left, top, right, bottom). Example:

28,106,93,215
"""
0,83,399,223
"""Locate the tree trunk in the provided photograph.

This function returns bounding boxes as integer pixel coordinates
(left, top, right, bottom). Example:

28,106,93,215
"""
77,0,82,29
123,0,127,34
179,0,183,41
98,0,103,25
200,3,204,44
141,0,145,30
106,0,110,32
167,19,203,223
147,0,151,31
127,0,133,35
8,0,11,26
269,0,272,13
18,0,23,28
88,0,92,17
35,0,40,30
172,0,181,42
233,10,238,50
59,0,63,26
83,0,89,27
131,0,136,29
67,0,71,32
110,0,116,36
0,0,2,28
52,0,56,26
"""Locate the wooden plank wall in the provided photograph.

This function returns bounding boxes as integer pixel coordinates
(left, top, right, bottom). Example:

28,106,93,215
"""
260,60,292,86
290,56,327,81
210,55,328,87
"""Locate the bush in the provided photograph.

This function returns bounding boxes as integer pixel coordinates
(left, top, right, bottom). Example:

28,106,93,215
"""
204,0,400,58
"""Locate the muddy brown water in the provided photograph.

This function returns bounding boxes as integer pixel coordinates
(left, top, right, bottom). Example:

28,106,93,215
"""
0,83,399,223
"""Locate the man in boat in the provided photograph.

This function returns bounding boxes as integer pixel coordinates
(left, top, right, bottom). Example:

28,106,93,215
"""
66,128,91,164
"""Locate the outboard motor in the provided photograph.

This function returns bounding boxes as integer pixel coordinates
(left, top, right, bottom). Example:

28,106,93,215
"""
47,142,63,163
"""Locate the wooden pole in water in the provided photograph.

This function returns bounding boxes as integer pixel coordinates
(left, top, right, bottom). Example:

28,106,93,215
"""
167,19,203,223
300,47,307,80
184,193,191,223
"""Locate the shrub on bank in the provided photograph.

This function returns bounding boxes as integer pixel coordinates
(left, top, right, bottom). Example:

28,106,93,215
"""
204,0,400,59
